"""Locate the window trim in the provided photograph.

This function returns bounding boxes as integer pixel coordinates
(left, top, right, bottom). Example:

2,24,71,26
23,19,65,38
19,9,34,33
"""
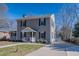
39,18,46,26
40,31,46,39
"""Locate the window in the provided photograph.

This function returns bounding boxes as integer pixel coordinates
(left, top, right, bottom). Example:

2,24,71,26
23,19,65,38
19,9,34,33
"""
23,20,26,27
14,32,16,36
39,18,46,26
11,32,16,36
41,32,46,39
39,31,46,39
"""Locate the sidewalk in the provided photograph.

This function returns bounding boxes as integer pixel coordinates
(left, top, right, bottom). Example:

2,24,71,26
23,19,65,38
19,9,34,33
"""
26,42,79,56
26,45,67,56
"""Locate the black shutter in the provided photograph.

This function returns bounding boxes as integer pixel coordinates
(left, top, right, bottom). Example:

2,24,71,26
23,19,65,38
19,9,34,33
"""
24,32,25,37
39,19,40,26
25,20,26,27
44,18,46,26
24,20,26,27
20,21,22,27
44,32,46,39
20,32,22,38
11,32,13,36
39,32,40,39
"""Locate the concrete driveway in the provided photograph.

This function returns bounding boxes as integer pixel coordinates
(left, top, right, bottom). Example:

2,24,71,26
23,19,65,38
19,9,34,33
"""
26,42,79,56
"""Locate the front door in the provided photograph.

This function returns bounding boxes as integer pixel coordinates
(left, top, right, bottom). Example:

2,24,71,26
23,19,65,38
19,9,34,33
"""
22,32,36,42
22,32,31,42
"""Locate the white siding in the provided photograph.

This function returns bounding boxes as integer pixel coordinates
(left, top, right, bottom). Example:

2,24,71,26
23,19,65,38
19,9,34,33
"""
50,14,55,44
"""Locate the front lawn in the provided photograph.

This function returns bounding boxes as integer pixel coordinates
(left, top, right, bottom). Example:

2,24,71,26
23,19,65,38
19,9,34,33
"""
0,44,43,56
0,41,19,46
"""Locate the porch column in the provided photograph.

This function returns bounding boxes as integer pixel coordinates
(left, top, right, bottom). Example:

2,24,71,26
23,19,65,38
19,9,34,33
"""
31,32,36,42
22,32,24,41
32,32,33,42
32,32,33,37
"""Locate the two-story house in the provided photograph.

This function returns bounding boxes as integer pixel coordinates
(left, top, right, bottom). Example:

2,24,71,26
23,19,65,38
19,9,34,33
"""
10,14,55,44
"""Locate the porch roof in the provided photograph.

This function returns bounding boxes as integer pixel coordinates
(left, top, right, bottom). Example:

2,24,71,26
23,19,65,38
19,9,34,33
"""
21,27,36,32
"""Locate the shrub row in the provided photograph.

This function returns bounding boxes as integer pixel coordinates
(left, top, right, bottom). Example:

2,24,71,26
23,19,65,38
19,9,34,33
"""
62,37,79,45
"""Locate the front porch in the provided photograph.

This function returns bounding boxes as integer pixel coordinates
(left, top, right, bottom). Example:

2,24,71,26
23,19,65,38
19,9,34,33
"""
21,27,37,42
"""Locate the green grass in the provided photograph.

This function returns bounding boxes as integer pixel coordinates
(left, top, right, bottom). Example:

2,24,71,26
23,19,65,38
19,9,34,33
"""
0,44,43,56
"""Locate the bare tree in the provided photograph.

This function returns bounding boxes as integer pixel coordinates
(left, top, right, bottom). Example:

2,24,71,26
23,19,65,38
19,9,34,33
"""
58,4,78,40
0,4,9,30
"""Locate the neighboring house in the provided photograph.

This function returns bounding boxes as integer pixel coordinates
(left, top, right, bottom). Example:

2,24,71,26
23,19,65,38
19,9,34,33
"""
9,30,17,41
10,14,55,44
0,30,10,39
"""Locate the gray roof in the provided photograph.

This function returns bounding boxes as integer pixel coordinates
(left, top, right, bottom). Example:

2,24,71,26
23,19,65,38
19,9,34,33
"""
0,28,17,32
17,14,53,21
21,27,36,32
0,28,10,32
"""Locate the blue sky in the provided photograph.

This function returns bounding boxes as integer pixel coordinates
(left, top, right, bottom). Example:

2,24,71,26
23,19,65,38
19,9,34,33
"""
4,3,66,30
6,3,63,20
0,3,64,30
0,3,77,30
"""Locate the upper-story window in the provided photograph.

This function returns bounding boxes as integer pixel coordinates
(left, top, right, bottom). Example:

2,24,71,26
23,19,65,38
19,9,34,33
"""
39,18,46,26
20,20,26,27
23,20,26,27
